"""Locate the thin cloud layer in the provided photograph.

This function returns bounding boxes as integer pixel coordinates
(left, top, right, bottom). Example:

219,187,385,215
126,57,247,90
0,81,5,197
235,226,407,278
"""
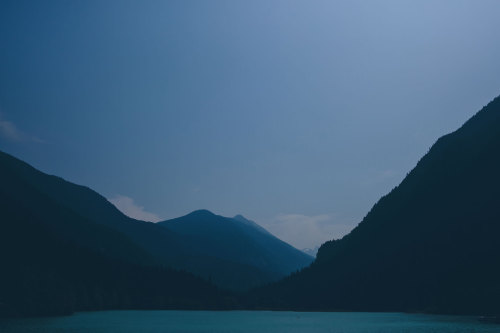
108,195,162,222
0,117,24,141
0,114,44,143
263,214,353,250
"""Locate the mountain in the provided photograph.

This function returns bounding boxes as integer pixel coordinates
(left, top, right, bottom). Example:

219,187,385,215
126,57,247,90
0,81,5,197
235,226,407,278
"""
0,151,228,317
301,246,320,257
158,210,314,290
254,95,500,315
233,214,272,236
0,149,310,296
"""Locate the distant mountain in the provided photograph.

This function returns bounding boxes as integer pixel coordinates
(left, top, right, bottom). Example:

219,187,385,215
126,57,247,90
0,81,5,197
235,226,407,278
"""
0,151,227,317
158,210,313,290
254,95,500,315
301,246,320,257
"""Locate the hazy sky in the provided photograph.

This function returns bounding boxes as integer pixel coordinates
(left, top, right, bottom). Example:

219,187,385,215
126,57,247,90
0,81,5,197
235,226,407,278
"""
1,1,500,249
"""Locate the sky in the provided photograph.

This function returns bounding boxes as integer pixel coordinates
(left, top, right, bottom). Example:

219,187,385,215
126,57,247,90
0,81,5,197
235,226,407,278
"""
1,0,500,249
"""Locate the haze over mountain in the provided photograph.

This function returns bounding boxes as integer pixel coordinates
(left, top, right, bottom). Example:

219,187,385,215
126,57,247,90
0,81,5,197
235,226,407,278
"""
2,91,500,317
2,1,500,252
253,95,500,315
301,246,320,258
159,210,313,288
2,0,500,324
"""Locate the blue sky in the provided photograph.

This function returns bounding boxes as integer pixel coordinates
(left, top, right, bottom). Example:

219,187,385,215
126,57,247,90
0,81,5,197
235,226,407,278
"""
1,0,500,249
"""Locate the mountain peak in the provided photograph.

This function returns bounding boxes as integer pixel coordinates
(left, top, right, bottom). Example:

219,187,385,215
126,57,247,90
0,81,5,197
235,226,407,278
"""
186,209,215,218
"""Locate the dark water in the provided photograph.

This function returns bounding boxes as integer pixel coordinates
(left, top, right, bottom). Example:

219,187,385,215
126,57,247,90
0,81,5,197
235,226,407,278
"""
0,311,498,333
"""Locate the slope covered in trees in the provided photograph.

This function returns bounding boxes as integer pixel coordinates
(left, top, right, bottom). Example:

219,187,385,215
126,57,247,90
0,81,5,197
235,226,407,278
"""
0,151,311,292
0,151,229,317
254,95,500,315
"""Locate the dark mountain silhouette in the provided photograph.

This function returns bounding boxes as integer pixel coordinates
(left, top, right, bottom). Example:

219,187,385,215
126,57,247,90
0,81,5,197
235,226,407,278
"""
0,151,229,317
158,210,313,289
254,95,500,315
0,149,311,314
4,90,500,316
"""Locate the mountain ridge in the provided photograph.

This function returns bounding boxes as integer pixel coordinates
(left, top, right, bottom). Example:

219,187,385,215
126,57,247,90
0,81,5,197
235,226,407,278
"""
158,210,313,289
0,151,229,317
0,150,312,292
252,94,500,315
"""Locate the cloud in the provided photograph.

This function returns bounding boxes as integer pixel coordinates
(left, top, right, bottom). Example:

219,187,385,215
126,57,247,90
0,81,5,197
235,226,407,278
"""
262,213,353,250
0,114,44,143
0,118,24,141
108,195,162,222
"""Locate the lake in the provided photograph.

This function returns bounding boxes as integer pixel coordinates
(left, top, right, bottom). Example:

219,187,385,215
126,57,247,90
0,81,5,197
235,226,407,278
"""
0,311,498,333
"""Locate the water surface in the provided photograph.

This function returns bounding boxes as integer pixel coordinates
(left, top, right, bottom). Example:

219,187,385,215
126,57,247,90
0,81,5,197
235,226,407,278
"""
0,310,498,333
